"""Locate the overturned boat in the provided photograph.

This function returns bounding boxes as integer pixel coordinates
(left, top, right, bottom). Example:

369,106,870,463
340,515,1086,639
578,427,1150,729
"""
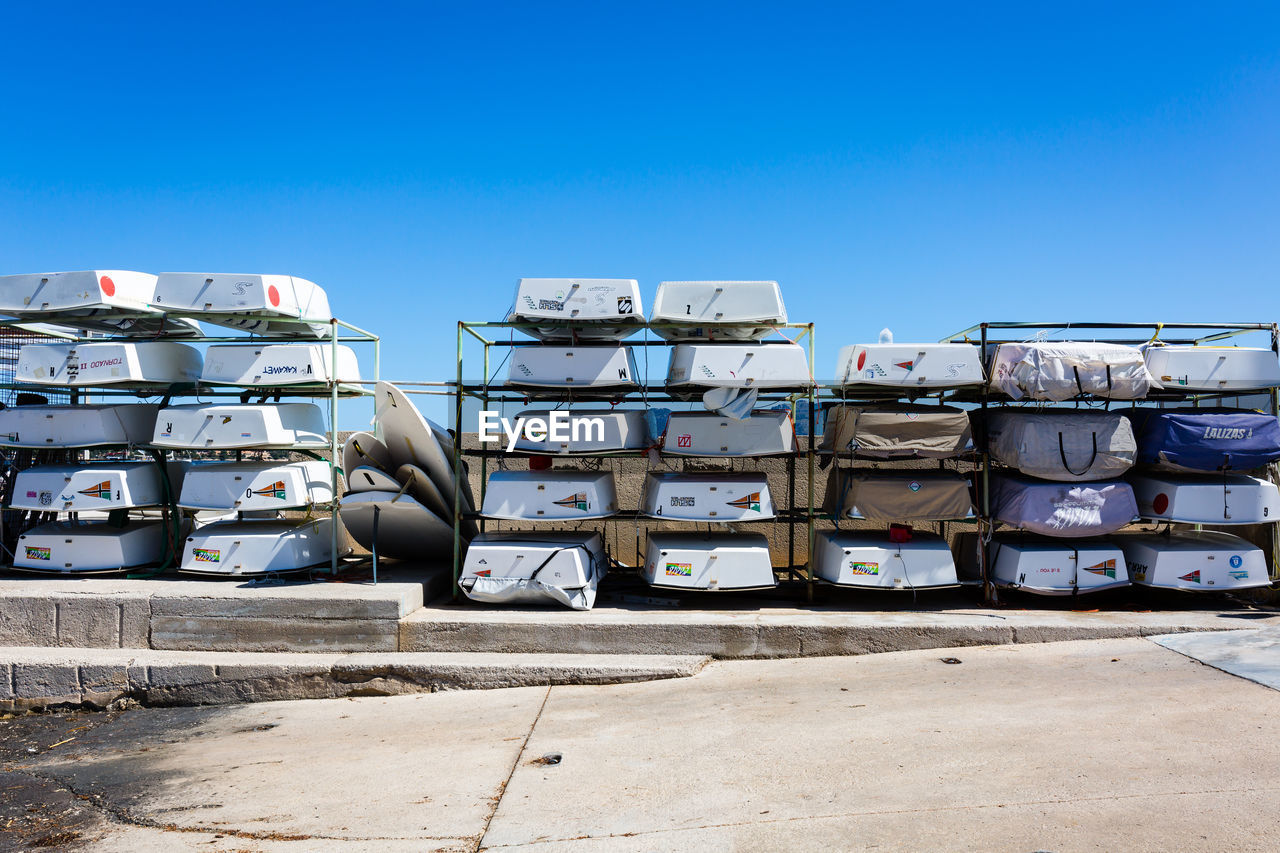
1143,344,1280,392
180,517,342,576
813,530,959,590
0,270,200,337
374,381,474,513
642,532,776,591
152,272,333,337
648,280,787,341
988,535,1131,595
641,472,774,521
983,409,1136,481
1116,531,1269,591
481,470,618,520
11,462,167,511
201,343,360,387
17,342,203,387
0,404,158,448
14,520,168,574
988,341,1154,400
665,342,811,392
506,346,639,394
508,408,648,454
824,469,975,521
151,403,328,449
834,342,984,388
820,403,972,459
660,409,795,456
989,474,1139,537
342,431,393,475
1122,407,1280,472
1129,472,1280,524
339,491,456,559
506,278,644,340
460,531,607,610
178,460,334,511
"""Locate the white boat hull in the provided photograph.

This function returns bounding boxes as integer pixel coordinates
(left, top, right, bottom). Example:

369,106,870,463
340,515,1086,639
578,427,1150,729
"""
152,272,332,336
12,462,166,511
506,278,644,340
201,344,360,386
0,404,158,448
813,531,959,589
1117,531,1270,590
1143,345,1280,391
661,410,795,456
339,491,455,559
506,346,639,391
642,532,776,591
460,532,606,610
481,471,617,520
15,520,167,573
0,270,200,337
510,408,648,454
17,342,202,386
178,460,334,510
649,280,787,341
835,343,984,388
152,404,327,449
666,343,810,390
1129,472,1280,525
180,518,341,576
342,431,393,475
990,537,1130,595
641,472,774,521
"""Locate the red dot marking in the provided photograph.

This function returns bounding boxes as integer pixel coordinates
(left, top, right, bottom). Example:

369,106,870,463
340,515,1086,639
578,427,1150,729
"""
99,275,115,297
856,351,867,371
267,285,280,307
1153,493,1169,514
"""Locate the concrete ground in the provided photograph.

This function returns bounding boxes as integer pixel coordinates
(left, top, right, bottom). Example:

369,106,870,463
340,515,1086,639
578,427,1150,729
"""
3,634,1278,852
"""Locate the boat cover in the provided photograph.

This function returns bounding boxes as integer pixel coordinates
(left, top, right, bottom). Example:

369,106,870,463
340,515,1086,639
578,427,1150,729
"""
990,474,1139,537
820,403,972,459
984,409,1136,481
989,342,1154,401
1122,407,1280,472
824,469,974,521
460,532,606,611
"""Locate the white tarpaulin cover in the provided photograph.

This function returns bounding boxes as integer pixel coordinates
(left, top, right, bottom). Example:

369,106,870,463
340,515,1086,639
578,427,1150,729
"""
989,342,1155,401
990,474,1139,537
984,409,1136,481
460,532,606,611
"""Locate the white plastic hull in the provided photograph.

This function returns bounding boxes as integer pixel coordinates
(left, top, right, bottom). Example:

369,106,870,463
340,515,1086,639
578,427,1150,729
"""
1129,472,1280,525
180,518,340,576
641,473,774,521
1143,345,1280,391
15,520,166,573
17,342,202,386
152,272,332,336
990,537,1130,595
152,404,327,449
661,410,795,456
178,460,334,510
1117,531,1270,591
0,270,200,337
813,531,959,589
506,278,644,340
642,532,776,590
346,465,401,493
342,431,393,475
201,344,360,386
460,532,606,610
339,491,455,559
835,343,984,388
0,404,158,448
666,343,810,390
374,381,472,512
510,409,648,454
649,281,787,341
481,471,618,520
506,346,638,391
12,462,166,511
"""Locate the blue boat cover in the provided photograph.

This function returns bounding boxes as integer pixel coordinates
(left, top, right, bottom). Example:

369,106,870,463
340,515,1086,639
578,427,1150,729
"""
1123,408,1280,472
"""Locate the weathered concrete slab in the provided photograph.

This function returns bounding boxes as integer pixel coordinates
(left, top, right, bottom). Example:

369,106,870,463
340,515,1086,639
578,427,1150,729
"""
1151,626,1280,690
149,614,402,653
0,646,709,711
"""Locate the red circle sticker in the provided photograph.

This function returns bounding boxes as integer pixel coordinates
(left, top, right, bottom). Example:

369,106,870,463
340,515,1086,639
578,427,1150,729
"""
99,275,116,297
267,285,280,307
1152,493,1169,514
856,351,867,371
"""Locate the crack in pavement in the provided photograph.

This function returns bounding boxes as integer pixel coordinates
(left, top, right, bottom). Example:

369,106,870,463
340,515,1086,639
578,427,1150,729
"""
476,685,553,852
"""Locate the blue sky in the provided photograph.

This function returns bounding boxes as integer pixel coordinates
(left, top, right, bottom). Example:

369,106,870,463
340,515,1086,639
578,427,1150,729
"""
3,2,1279,424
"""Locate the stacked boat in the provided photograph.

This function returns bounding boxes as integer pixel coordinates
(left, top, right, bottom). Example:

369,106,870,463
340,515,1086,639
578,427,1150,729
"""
817,331,984,590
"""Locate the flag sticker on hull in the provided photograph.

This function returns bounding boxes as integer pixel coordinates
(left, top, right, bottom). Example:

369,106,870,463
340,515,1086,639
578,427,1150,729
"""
849,562,879,576
554,492,590,512
252,480,289,500
77,480,113,500
727,492,761,513
1082,559,1117,579
665,562,693,577
25,546,51,561
1179,570,1201,583
192,548,221,563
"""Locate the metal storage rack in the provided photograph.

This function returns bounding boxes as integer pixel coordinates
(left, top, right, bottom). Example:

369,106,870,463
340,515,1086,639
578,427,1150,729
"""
451,319,819,599
0,313,380,575
940,320,1280,601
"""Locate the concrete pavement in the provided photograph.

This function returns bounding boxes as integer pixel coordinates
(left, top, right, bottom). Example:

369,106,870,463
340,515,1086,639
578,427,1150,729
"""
2,635,1278,852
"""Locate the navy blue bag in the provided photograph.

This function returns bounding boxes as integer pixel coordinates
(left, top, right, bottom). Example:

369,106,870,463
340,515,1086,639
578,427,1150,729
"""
1123,407,1280,472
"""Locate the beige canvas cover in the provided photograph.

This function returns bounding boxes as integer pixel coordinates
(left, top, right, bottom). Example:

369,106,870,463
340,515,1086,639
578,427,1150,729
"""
821,403,972,459
824,469,975,521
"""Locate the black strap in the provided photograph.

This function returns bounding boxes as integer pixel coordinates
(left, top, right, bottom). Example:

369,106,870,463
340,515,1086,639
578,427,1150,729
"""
1059,431,1099,477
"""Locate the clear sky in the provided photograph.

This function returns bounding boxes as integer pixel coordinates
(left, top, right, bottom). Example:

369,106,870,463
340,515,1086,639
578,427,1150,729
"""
3,2,1278,424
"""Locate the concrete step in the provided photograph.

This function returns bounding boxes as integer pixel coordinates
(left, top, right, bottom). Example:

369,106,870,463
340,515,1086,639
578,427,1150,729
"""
0,647,710,712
